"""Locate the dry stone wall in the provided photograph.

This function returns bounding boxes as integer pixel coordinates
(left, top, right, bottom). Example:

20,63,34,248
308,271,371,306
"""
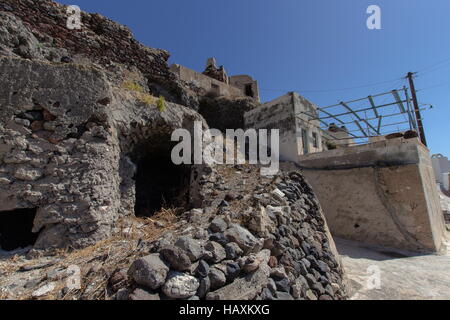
111,169,346,300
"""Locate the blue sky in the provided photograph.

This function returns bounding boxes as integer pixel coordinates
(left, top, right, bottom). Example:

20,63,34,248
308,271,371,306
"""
57,0,450,156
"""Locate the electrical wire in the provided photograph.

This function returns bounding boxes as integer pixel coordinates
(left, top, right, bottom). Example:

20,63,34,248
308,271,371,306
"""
259,77,402,94
417,56,450,75
417,79,450,92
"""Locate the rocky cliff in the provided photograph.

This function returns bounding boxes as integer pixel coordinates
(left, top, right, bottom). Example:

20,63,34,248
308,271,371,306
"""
0,0,347,300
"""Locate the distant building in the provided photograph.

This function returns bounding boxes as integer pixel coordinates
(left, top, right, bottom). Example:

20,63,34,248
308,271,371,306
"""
245,92,326,162
432,154,450,187
170,57,260,102
244,92,357,162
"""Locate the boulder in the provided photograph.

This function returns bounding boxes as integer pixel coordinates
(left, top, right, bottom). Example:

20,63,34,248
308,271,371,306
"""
129,288,160,301
162,272,200,299
305,289,318,300
225,242,243,260
242,254,263,273
246,206,276,237
197,277,211,298
206,249,271,300
194,260,210,278
224,224,261,254
274,291,294,300
209,267,227,290
128,254,169,290
160,245,192,271
175,236,203,262
203,241,226,263
209,217,228,233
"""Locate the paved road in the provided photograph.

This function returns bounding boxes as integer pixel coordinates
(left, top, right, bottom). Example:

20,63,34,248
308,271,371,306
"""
336,237,450,300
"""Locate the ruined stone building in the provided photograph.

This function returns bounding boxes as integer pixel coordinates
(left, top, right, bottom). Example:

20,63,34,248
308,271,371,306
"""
171,58,260,102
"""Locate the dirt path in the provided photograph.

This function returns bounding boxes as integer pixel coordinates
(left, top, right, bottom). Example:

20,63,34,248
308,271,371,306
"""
336,237,450,300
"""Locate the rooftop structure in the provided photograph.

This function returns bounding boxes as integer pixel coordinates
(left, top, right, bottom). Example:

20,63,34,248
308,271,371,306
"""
170,57,260,102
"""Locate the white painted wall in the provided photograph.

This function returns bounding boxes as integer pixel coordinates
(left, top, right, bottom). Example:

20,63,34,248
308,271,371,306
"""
431,154,450,184
443,173,450,192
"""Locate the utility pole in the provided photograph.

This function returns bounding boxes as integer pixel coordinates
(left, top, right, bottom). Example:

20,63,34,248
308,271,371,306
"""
406,72,427,147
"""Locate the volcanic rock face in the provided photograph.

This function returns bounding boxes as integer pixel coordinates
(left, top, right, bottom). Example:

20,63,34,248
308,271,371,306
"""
0,0,198,109
0,54,206,250
0,1,347,300
0,1,212,251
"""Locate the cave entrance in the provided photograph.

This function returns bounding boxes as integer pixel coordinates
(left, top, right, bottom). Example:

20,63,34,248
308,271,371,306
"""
0,208,39,251
131,142,191,217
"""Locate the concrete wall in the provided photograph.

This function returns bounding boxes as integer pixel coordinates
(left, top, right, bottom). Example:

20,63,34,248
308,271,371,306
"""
244,92,323,162
299,138,446,253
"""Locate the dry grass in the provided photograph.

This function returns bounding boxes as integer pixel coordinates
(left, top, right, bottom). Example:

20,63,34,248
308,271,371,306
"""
59,207,184,300
123,80,144,93
122,79,157,106
0,206,185,301
156,95,166,112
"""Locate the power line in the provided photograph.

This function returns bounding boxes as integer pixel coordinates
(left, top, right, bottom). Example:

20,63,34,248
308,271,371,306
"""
417,79,450,92
417,56,450,75
260,77,402,94
260,54,450,96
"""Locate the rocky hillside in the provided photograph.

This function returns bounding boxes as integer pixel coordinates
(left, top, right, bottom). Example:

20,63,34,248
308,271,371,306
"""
0,0,198,109
0,0,347,300
0,164,347,300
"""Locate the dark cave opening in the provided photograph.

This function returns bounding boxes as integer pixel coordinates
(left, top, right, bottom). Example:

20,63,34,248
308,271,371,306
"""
0,208,39,251
132,144,191,217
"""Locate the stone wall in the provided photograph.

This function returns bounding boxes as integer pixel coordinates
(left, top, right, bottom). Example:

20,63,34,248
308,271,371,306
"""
198,96,258,132
229,75,261,102
112,169,346,300
298,138,446,253
170,64,245,99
